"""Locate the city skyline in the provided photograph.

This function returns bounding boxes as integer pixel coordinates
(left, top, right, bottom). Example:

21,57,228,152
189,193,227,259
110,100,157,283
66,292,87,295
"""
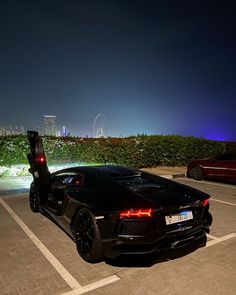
0,113,107,138
0,1,236,140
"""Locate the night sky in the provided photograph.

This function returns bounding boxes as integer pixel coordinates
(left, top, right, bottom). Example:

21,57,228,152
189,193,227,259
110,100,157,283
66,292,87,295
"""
0,0,235,140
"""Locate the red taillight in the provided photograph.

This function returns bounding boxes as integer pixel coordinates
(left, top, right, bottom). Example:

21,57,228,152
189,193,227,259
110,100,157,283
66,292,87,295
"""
202,199,209,206
120,208,153,218
35,155,46,163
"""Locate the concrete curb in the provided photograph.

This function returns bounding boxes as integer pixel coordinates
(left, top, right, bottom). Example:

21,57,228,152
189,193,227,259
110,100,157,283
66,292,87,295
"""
161,173,186,179
171,173,186,178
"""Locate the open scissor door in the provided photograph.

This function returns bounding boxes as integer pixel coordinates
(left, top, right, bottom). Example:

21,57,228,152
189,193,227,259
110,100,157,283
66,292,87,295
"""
27,131,51,203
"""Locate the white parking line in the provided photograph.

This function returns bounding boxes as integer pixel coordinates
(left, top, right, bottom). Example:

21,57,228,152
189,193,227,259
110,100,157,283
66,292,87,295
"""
211,198,236,207
177,178,236,207
0,197,81,289
0,197,120,294
206,233,236,247
61,275,120,295
206,233,218,240
2,194,236,294
179,177,236,189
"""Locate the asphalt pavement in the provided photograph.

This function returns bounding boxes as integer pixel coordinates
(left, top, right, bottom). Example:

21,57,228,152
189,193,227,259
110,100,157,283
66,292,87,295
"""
1,167,236,295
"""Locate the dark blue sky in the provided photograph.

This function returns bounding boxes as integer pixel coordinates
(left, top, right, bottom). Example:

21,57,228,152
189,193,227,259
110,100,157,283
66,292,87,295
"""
0,0,235,140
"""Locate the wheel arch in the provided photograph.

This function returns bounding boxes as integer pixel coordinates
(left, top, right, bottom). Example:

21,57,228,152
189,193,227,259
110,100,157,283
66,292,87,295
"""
189,165,205,180
71,205,104,262
70,204,94,236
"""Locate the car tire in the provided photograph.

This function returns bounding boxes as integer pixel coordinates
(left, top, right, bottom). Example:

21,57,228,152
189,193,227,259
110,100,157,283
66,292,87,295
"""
74,207,104,263
190,166,204,180
29,184,40,212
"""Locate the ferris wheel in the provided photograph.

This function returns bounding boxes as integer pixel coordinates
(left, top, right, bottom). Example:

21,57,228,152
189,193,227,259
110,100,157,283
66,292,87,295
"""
93,113,107,138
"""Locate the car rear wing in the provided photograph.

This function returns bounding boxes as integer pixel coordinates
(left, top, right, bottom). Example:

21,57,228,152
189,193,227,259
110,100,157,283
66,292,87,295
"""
27,131,51,195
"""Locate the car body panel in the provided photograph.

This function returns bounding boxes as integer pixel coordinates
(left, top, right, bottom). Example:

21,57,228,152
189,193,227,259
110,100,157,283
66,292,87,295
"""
27,131,212,261
187,153,236,182
29,165,212,259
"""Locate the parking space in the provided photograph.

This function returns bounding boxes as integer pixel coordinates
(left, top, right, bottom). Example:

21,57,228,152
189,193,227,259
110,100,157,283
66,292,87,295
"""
175,178,236,237
0,178,236,295
0,196,70,295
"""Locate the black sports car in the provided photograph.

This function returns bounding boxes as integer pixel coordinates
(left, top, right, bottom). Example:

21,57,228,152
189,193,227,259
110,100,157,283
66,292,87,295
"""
27,131,212,263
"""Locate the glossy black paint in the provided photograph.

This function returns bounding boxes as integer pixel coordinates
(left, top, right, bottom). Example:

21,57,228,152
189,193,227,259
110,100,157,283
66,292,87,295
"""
27,132,212,262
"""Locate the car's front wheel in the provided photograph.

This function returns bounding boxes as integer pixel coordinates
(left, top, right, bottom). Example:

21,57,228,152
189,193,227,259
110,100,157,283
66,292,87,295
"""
74,207,104,263
189,166,204,180
29,184,40,212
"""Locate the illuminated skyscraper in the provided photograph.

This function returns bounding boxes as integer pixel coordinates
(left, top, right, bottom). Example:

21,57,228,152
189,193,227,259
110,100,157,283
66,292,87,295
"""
43,115,57,135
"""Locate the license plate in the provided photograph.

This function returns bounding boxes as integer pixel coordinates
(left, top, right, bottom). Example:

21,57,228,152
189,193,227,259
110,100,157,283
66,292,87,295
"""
165,210,193,225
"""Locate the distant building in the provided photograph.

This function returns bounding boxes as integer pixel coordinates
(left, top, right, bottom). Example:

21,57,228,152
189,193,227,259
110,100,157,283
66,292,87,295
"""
62,125,67,137
43,115,57,136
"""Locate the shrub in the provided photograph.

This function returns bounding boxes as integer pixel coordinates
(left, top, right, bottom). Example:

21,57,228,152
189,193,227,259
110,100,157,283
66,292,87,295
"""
0,134,227,172
0,135,29,166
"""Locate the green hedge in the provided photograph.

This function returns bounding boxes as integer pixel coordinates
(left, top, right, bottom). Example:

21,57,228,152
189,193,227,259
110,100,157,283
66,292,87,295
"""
0,134,231,169
0,135,29,166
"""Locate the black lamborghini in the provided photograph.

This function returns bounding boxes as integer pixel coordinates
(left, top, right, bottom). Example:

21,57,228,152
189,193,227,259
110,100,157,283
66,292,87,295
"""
27,131,212,263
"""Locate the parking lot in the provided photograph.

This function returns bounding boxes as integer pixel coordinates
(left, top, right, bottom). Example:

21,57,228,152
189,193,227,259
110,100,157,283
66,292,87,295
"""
0,177,236,295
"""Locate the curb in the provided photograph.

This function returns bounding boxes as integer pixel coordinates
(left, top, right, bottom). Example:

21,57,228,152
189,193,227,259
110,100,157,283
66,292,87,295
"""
171,173,186,178
161,173,186,179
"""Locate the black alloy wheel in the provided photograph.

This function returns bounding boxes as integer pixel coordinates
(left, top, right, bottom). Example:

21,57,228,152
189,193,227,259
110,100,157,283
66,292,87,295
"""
29,186,40,212
190,166,204,180
74,207,103,263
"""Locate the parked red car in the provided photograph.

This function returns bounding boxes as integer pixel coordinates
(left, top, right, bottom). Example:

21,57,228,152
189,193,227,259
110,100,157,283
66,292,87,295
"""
187,153,236,182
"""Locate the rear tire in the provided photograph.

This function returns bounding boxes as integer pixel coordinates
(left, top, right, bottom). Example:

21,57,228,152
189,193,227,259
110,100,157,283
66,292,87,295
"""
74,208,104,263
189,166,204,180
